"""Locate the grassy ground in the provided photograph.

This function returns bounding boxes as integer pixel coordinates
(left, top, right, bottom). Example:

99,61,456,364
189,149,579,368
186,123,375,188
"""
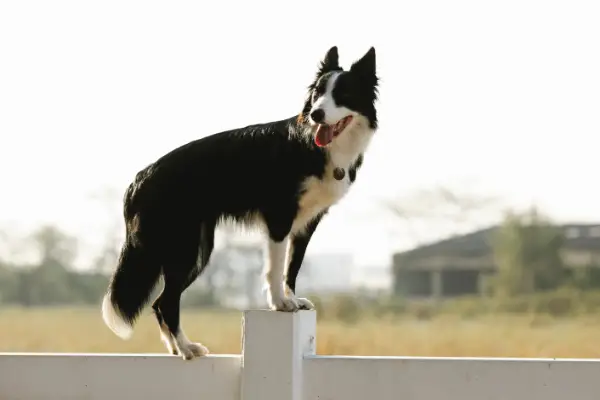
1,306,600,358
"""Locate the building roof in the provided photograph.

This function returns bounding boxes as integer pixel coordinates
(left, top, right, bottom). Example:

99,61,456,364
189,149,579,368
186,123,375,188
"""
393,223,600,263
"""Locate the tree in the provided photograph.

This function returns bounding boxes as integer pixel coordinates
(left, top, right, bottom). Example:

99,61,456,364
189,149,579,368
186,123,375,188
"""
12,225,79,306
491,207,566,296
30,225,77,267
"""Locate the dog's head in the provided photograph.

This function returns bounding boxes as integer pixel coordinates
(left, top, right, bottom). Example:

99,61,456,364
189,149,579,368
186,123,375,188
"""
299,46,379,147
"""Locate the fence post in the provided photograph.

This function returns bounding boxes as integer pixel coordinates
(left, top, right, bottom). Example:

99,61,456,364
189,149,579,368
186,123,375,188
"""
240,309,316,400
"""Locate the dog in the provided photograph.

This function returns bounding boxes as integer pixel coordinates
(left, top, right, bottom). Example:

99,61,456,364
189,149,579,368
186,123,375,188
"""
101,46,379,360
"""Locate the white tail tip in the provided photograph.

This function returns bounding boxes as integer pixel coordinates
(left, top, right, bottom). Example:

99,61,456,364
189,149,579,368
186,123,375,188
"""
102,292,134,340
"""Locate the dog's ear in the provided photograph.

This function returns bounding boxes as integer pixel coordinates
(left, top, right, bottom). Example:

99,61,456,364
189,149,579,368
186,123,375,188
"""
298,46,342,124
318,46,340,75
350,47,376,78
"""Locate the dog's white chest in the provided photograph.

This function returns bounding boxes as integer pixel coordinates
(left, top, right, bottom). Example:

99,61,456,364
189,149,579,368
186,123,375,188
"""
290,123,373,236
291,172,350,235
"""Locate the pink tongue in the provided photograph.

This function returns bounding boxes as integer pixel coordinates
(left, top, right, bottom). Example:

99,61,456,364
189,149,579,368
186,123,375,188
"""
315,125,333,147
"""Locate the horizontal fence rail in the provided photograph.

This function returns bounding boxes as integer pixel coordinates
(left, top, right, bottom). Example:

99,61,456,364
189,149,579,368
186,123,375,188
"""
2,310,600,399
303,356,600,400
0,353,241,400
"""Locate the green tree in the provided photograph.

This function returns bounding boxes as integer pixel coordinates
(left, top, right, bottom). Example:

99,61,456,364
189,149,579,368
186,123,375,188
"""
19,225,78,305
492,207,566,296
31,225,77,267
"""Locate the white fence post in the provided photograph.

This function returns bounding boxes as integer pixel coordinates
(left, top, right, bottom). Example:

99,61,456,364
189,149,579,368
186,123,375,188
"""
240,309,316,400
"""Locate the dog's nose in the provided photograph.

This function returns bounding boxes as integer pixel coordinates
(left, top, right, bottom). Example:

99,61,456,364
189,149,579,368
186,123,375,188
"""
310,109,325,123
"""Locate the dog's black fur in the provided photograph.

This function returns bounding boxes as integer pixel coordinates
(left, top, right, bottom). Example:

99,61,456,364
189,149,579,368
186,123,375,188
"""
102,46,379,359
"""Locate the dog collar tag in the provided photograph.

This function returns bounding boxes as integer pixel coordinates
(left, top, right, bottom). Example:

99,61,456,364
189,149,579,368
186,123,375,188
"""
333,167,345,181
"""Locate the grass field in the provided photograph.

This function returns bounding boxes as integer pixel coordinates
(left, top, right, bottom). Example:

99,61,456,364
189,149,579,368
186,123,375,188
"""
2,306,600,358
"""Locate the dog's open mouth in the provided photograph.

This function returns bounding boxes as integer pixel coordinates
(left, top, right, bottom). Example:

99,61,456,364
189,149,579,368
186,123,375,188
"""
314,115,353,147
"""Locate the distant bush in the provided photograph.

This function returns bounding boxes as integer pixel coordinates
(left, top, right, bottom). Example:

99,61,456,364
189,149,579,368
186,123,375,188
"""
314,287,600,322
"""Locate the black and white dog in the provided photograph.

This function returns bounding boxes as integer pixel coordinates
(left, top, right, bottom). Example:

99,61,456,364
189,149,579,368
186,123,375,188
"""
102,46,379,360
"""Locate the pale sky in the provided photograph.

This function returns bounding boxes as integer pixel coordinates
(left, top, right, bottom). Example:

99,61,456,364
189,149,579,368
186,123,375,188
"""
1,0,599,269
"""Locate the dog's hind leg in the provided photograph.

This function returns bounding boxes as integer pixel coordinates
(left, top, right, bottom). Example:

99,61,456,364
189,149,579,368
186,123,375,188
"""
152,220,215,360
154,271,210,360
151,298,178,355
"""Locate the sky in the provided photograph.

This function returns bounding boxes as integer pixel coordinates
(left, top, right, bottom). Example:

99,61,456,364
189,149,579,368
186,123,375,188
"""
1,0,599,269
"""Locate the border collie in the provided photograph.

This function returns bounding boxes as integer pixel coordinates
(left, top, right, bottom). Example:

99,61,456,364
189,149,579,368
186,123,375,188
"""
102,46,379,360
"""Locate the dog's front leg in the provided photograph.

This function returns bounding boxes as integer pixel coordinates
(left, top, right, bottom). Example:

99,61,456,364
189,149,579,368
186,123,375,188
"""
264,236,300,312
283,212,326,310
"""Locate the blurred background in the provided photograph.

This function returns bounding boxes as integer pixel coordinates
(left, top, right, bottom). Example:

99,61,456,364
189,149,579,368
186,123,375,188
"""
1,0,599,358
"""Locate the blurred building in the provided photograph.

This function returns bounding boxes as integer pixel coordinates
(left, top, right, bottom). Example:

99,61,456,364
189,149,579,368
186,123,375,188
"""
295,253,355,294
195,243,374,308
391,223,600,301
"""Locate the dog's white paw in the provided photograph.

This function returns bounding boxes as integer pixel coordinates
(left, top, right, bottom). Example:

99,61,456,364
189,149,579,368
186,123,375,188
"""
267,289,300,312
177,342,210,361
171,329,210,361
296,297,315,310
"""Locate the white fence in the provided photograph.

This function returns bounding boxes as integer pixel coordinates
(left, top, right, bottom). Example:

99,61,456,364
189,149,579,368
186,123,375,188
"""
2,310,600,399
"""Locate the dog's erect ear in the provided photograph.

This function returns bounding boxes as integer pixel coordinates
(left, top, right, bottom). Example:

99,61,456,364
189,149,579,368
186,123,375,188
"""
318,46,340,75
298,46,342,124
350,47,376,77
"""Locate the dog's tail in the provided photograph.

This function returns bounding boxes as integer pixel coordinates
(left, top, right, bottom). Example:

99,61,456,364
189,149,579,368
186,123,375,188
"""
102,181,162,339
102,239,162,340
